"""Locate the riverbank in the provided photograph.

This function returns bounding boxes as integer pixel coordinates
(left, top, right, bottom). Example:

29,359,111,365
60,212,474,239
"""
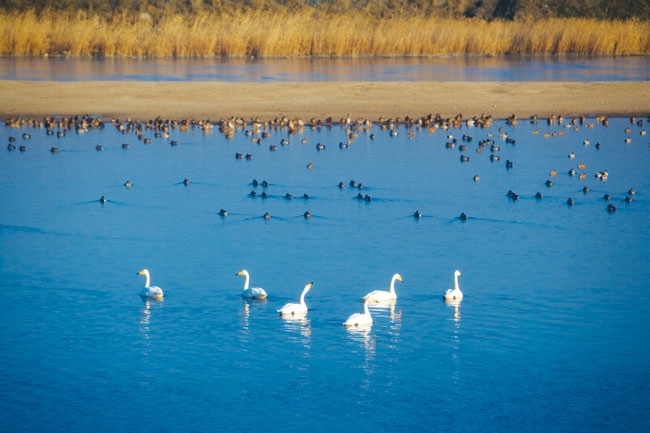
1,81,649,120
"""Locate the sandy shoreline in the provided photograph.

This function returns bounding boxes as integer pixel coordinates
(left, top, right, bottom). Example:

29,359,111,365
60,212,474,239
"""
1,81,649,120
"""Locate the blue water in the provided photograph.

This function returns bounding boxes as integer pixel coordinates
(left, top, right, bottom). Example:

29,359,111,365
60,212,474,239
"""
1,117,650,432
1,56,649,82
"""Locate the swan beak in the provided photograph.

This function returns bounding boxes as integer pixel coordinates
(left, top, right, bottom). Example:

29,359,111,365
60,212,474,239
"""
137,271,143,275
399,277,404,282
235,271,242,276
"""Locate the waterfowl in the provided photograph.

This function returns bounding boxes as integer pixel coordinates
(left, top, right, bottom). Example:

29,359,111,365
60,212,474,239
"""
370,134,375,140
364,195,372,202
261,191,268,199
363,274,403,303
219,209,228,216
443,270,463,301
262,180,269,188
124,180,132,188
350,180,358,188
568,153,575,159
338,182,345,189
459,212,468,220
505,160,513,168
183,178,190,185
8,136,16,142
339,142,348,149
304,211,311,219
535,192,543,199
357,183,364,190
252,179,259,187
473,175,480,182
583,139,590,146
122,143,130,149
595,143,602,149
414,210,422,218
608,204,616,212
316,143,325,150
50,147,60,153
7,143,15,151
95,145,103,151
459,145,468,151
235,152,243,159
577,163,586,170
237,269,267,300
307,163,313,169
278,282,313,317
343,298,373,327
579,173,587,180
19,145,26,152
628,188,636,195
302,138,308,144
22,133,31,139
99,196,107,203
460,155,469,162
263,212,271,219
545,180,553,187
567,198,574,206
138,269,164,299
285,193,293,200
170,140,178,146
549,169,557,177
490,154,500,162
625,196,632,203
603,194,611,201
245,154,253,160
269,145,278,151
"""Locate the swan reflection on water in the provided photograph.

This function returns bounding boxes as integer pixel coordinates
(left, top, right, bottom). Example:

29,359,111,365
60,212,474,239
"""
280,315,312,345
444,299,462,322
368,300,402,324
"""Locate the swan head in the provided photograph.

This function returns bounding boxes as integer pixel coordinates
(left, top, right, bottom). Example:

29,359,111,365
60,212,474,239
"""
236,270,249,277
138,269,150,277
454,270,462,278
304,282,313,290
393,274,403,283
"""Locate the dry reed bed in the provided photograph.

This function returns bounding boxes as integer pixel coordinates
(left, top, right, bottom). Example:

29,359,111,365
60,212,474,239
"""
1,10,649,57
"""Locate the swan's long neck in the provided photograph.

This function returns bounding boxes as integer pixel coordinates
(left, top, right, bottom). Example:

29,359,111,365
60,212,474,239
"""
144,272,150,288
243,272,249,291
299,285,310,306
364,300,371,316
454,273,460,291
390,275,397,295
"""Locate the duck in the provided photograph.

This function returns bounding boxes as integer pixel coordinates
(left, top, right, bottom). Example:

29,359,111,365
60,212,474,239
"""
607,203,616,212
219,209,228,216
413,210,422,219
124,180,132,188
603,194,611,201
236,269,267,300
338,182,345,189
99,196,107,203
278,283,313,317
473,175,480,182
443,270,463,301
535,192,543,199
363,274,403,303
304,211,311,219
567,198,574,206
343,298,373,327
137,269,164,299
459,212,468,220
263,212,271,219
183,178,190,185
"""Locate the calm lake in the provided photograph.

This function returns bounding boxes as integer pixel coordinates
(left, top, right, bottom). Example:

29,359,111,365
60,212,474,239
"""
1,116,649,432
1,56,649,82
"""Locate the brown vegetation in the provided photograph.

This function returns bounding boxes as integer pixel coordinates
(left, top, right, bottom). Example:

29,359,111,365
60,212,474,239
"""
1,10,649,57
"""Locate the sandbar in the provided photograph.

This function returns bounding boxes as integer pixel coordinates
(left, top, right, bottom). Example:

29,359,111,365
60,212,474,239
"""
1,81,649,120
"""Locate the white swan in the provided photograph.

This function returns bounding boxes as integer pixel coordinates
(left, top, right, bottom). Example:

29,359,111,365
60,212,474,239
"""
237,270,267,300
278,282,313,317
344,298,373,327
363,273,403,302
443,270,463,301
137,269,164,299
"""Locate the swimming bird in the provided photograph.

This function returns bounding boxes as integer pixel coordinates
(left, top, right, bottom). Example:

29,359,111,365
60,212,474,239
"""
278,282,313,317
219,209,228,216
137,269,164,299
443,270,463,301
343,298,373,327
124,180,131,188
459,212,468,220
363,274,403,303
236,269,267,300
304,211,311,219
413,210,422,219
567,198,574,206
99,196,107,203
183,178,190,185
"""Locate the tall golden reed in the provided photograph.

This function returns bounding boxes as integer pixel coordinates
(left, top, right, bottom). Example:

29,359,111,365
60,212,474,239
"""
1,10,649,57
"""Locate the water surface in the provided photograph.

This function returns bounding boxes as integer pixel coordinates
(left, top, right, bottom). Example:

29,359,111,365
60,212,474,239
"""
1,56,649,82
1,117,649,432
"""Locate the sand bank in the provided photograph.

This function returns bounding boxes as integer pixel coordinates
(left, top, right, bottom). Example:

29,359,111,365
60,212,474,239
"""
1,81,649,120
